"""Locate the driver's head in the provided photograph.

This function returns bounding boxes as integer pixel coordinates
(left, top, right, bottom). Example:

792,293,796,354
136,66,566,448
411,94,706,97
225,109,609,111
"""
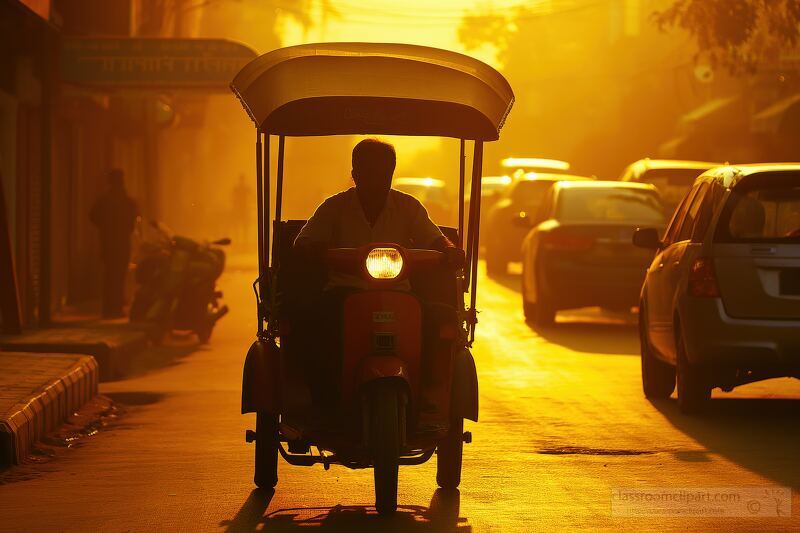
351,139,396,201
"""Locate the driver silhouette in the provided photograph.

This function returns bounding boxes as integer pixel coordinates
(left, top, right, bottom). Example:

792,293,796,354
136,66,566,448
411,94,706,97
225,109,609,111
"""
291,139,463,407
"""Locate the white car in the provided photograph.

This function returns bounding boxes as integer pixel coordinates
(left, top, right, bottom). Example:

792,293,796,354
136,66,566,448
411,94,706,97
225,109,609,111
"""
634,164,800,413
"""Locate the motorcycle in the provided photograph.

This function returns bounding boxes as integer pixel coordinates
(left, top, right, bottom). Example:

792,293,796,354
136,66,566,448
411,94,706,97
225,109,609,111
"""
130,220,230,343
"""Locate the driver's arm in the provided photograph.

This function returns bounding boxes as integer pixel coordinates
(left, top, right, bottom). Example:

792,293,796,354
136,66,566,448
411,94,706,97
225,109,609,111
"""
293,199,335,261
410,200,465,269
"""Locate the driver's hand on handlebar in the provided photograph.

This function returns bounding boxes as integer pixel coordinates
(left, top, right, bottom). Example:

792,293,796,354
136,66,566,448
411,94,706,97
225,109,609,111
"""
432,236,465,270
443,246,466,270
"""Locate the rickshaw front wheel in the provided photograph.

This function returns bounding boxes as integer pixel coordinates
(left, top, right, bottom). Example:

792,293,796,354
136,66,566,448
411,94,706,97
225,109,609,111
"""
436,417,464,489
370,384,401,515
254,411,279,489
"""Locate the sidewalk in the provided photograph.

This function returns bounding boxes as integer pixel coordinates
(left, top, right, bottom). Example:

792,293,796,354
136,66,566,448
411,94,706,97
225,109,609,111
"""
0,352,98,467
0,321,150,381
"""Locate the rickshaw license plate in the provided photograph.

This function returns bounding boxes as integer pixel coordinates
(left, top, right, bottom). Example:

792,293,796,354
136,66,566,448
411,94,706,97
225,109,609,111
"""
374,332,396,351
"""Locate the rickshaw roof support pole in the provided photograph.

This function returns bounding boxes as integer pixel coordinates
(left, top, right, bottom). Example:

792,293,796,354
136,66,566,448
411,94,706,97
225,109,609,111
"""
263,133,271,269
255,130,265,335
467,141,483,344
464,141,478,288
272,135,286,265
457,139,465,249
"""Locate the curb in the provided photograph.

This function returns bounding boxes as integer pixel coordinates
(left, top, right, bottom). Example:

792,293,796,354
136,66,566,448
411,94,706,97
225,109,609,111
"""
0,353,99,467
0,328,147,381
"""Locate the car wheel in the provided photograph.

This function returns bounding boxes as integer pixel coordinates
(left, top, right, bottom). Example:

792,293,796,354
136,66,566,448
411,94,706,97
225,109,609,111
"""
486,253,506,277
521,271,536,320
639,303,675,399
534,281,556,327
675,323,711,414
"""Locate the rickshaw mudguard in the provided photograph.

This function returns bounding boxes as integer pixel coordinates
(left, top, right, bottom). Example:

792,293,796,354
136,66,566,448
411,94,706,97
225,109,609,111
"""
358,355,410,385
241,339,281,415
451,348,479,422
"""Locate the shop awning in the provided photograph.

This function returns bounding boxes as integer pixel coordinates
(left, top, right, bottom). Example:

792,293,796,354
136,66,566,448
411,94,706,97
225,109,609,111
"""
679,96,739,126
752,93,800,135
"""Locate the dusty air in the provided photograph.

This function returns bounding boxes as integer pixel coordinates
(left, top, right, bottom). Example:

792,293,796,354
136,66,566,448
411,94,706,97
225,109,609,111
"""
1,0,798,530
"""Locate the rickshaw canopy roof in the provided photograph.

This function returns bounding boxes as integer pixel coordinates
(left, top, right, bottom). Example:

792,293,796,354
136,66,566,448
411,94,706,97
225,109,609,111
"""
231,42,514,140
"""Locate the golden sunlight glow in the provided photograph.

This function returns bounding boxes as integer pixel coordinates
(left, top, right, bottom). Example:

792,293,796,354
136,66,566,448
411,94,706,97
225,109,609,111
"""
366,247,404,279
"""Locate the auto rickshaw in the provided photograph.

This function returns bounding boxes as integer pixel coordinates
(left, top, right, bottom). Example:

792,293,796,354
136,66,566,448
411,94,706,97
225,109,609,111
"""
232,42,514,515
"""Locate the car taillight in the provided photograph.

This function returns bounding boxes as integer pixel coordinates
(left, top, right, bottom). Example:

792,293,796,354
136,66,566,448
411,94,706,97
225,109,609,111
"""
688,257,720,297
542,230,594,252
365,247,404,279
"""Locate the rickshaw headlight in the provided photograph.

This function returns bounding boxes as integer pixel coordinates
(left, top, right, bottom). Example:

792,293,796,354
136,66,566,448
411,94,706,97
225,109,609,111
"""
365,247,403,279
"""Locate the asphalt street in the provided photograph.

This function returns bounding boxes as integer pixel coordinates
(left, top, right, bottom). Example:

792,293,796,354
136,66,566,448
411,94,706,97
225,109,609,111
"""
1,258,798,532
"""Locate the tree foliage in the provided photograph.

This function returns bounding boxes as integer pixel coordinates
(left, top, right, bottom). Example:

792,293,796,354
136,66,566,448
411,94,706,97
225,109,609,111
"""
654,0,800,73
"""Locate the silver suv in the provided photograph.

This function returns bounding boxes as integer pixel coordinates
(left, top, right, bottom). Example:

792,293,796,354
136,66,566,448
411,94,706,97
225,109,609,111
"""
633,164,800,413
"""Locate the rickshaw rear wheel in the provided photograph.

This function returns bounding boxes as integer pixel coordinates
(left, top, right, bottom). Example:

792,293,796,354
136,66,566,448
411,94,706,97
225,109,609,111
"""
369,384,400,515
254,411,279,489
436,417,464,489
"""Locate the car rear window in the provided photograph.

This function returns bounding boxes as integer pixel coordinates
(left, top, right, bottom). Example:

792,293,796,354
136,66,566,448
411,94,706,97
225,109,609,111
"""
557,188,665,224
510,180,554,205
640,168,707,188
640,168,708,211
716,173,800,242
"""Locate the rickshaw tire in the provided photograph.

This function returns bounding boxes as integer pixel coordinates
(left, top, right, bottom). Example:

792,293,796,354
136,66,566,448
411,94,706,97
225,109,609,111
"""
254,411,279,489
436,417,463,489
370,384,400,515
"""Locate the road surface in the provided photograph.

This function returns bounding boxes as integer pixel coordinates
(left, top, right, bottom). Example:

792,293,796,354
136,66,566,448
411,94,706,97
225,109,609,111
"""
2,258,798,532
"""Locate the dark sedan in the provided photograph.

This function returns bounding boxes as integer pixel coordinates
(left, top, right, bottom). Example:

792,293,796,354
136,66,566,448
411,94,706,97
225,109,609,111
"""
520,181,666,326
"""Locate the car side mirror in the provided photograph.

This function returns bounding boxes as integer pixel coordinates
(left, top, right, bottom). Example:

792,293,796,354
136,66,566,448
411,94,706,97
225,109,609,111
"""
632,227,661,249
212,237,232,246
512,212,533,228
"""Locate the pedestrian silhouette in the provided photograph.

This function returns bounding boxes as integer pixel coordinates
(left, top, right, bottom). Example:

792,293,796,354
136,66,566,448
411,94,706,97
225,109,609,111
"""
89,169,138,318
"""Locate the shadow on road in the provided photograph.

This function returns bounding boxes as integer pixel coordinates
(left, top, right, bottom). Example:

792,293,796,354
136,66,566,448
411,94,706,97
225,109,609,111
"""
527,320,640,356
222,488,470,532
653,397,800,489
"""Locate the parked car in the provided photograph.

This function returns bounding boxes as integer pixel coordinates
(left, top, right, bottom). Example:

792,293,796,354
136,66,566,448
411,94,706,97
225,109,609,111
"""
521,181,666,326
484,172,593,275
619,159,718,216
393,177,453,225
478,175,513,212
634,164,800,414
